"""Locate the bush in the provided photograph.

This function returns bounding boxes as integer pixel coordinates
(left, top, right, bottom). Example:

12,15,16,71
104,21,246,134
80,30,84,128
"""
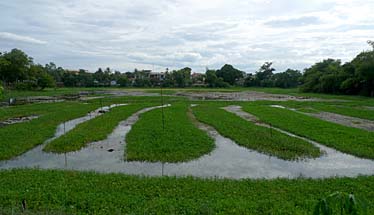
15,81,38,90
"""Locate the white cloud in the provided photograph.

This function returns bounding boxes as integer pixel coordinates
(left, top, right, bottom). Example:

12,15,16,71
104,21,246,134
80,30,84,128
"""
0,32,47,45
0,0,374,72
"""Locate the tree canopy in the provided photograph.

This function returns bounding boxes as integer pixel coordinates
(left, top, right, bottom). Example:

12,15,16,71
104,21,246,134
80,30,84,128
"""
300,41,374,96
1,42,373,97
216,64,244,85
0,49,55,90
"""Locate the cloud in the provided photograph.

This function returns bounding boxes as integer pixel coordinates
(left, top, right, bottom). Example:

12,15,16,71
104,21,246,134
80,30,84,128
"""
1,0,374,73
264,16,321,28
0,32,47,45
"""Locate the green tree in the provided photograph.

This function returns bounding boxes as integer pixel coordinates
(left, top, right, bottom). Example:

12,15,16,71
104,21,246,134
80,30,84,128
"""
0,49,33,84
29,64,56,90
216,64,244,85
37,71,56,89
301,59,342,93
0,84,3,99
117,75,129,87
205,69,218,87
45,62,64,83
173,67,192,88
256,62,275,87
272,69,301,88
351,50,374,96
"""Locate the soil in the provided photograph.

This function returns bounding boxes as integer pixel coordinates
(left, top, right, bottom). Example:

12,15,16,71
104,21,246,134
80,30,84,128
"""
269,105,374,132
309,112,374,132
0,115,39,127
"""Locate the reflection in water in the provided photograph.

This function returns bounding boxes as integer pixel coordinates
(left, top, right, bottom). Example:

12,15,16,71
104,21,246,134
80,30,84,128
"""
1,105,373,179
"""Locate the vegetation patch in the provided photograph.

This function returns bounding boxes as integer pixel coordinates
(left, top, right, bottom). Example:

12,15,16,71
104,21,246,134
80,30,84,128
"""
0,169,373,214
243,104,374,159
0,102,101,161
279,100,374,121
126,103,214,162
44,104,151,153
192,104,321,160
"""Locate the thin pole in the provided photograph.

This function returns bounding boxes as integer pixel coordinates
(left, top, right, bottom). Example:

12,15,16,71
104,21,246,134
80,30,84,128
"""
161,84,165,131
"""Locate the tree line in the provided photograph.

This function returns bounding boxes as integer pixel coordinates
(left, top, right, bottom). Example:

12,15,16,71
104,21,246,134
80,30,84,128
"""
0,41,373,96
300,42,374,96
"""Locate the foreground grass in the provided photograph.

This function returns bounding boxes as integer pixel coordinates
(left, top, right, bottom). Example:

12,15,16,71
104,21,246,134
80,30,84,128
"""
126,103,214,162
192,104,321,160
0,102,101,161
243,104,374,159
44,104,151,153
0,169,373,214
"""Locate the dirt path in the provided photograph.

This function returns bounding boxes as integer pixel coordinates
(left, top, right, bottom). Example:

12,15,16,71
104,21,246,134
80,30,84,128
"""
308,112,374,132
269,105,374,132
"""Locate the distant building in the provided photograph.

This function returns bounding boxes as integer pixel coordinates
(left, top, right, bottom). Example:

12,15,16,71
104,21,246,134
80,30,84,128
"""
134,70,152,80
150,72,165,81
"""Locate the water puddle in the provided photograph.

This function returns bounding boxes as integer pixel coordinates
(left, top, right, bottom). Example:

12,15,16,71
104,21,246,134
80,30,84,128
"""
0,104,373,179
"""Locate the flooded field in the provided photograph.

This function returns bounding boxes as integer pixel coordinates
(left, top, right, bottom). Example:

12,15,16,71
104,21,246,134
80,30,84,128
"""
1,98,373,179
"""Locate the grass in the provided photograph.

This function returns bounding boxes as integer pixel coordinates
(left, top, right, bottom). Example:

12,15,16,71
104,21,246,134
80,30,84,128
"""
126,103,214,162
242,104,374,159
0,102,101,161
0,103,53,121
279,100,374,121
239,87,374,103
0,169,374,214
44,104,151,153
192,104,321,160
0,96,185,160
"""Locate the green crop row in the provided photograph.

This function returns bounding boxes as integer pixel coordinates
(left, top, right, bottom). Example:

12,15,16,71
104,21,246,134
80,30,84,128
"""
0,102,102,161
276,100,374,121
242,104,374,159
192,104,321,160
126,103,214,162
44,104,152,153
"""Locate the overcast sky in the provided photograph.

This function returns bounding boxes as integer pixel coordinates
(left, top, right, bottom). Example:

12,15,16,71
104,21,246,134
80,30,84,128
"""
1,0,374,73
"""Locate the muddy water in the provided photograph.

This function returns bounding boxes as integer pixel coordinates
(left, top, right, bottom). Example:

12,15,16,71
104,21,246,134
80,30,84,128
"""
1,105,373,179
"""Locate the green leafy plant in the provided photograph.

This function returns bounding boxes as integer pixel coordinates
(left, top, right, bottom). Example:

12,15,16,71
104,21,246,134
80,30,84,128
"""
126,103,214,162
314,192,367,215
192,104,321,160
0,84,3,99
